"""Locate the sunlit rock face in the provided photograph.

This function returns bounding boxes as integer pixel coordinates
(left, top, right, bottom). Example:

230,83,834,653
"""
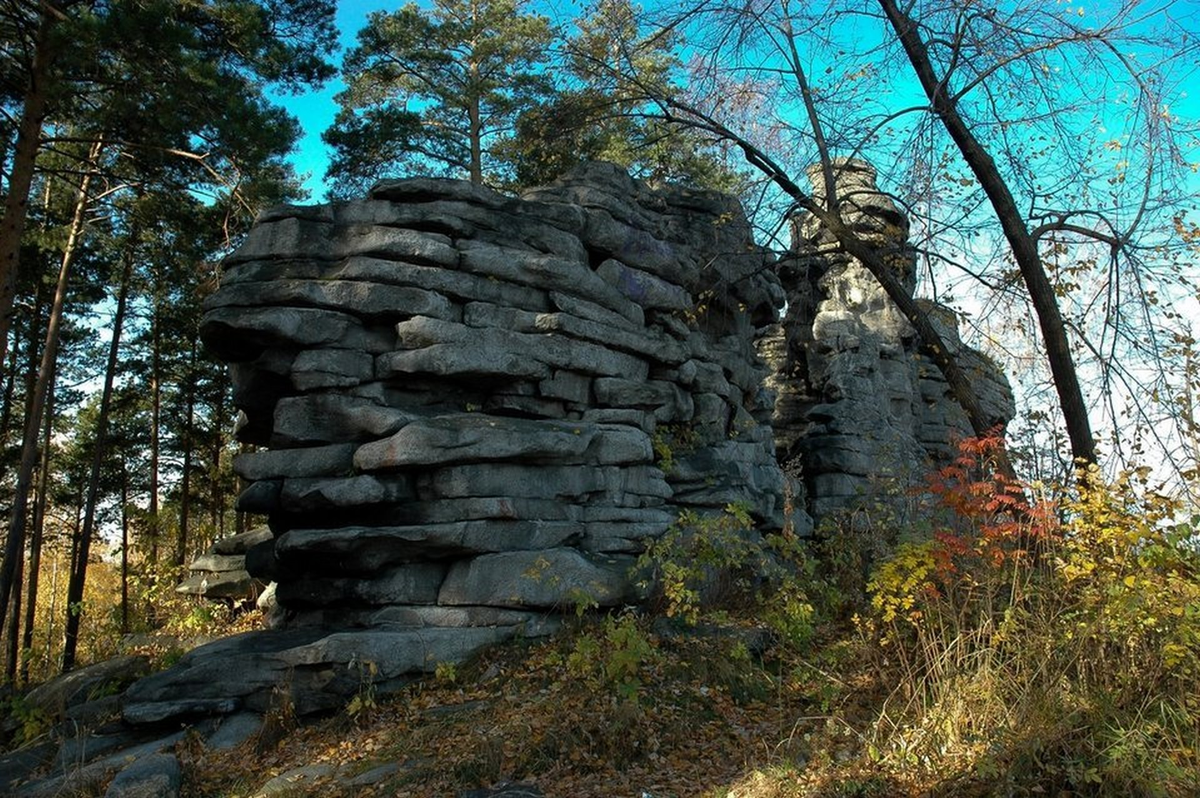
760,159,1015,523
118,164,803,724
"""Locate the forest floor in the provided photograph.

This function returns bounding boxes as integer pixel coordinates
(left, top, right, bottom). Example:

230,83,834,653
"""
178,616,949,798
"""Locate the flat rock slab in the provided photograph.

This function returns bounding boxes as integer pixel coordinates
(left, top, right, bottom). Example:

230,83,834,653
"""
24,654,149,720
438,548,633,608
354,414,597,470
212,527,274,555
104,752,181,798
175,570,257,600
203,712,263,751
253,763,335,797
122,626,523,724
0,741,56,794
16,732,184,798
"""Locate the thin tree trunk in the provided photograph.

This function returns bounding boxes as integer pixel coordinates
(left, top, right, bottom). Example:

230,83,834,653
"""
149,303,161,565
648,92,1013,476
20,372,54,685
467,46,483,186
0,326,21,449
876,0,1096,467
212,370,227,537
0,140,99,635
2,283,46,457
177,339,197,567
5,529,22,681
62,215,136,672
120,470,129,634
0,12,56,369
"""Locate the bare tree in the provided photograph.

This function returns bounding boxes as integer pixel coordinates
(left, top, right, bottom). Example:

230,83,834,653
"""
592,0,1199,480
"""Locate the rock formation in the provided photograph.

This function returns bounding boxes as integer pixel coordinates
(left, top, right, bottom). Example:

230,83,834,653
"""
4,161,1027,796
760,160,1015,521
175,527,271,605
118,162,800,725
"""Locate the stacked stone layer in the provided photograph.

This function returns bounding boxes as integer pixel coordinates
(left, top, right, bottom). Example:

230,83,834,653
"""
175,527,271,603
761,160,1015,521
199,162,795,635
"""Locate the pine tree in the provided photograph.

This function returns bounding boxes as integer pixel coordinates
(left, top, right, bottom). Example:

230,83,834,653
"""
501,0,745,191
326,0,555,193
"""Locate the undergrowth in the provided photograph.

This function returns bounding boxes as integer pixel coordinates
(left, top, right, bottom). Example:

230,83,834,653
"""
178,436,1200,797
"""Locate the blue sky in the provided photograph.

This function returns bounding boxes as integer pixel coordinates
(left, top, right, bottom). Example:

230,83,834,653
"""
275,0,585,202
272,1,376,202
277,0,1200,207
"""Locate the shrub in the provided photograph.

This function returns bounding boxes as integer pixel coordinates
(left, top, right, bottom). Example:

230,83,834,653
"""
862,436,1200,794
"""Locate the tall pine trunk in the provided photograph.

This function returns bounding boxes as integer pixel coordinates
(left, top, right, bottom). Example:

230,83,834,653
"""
149,303,161,565
0,13,56,369
61,218,135,672
176,339,197,567
20,373,54,684
0,327,20,449
120,471,129,634
0,140,99,636
5,530,22,680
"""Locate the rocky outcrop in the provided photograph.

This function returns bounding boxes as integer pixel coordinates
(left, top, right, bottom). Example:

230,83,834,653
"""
175,527,271,604
761,159,1015,522
117,162,799,726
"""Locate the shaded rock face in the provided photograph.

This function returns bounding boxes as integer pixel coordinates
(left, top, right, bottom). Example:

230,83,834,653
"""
202,162,794,627
761,159,1015,523
175,527,271,603
115,163,799,724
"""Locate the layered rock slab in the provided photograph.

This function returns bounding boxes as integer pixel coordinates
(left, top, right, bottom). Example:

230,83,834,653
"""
761,159,1015,522
125,162,798,725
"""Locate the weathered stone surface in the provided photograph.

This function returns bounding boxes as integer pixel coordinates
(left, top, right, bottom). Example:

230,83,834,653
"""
252,764,334,798
180,161,795,724
104,752,181,798
200,306,387,362
355,415,595,470
459,783,544,798
280,475,412,511
276,520,581,566
457,240,640,324
175,571,256,600
765,158,1013,527
538,370,591,403
291,348,374,390
15,732,185,798
233,444,356,481
0,742,55,794
420,463,670,502
369,605,559,635
203,712,263,751
597,258,691,311
211,527,273,555
24,655,149,720
387,316,650,381
203,279,458,324
438,549,632,608
354,415,650,471
236,479,281,513
275,563,446,607
271,394,415,447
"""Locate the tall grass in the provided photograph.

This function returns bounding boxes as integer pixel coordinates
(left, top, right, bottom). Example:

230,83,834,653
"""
861,438,1200,795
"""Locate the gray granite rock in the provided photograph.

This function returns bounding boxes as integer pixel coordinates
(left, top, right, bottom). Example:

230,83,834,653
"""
203,712,263,750
103,752,180,798
24,655,149,721
438,549,633,608
180,161,804,723
271,394,415,447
